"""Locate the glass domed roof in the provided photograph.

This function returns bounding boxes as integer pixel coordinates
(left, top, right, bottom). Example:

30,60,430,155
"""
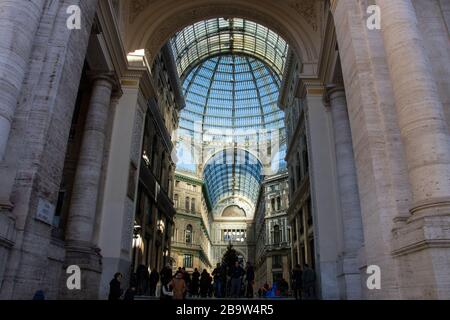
175,54,287,201
171,18,288,212
170,18,289,79
179,55,284,134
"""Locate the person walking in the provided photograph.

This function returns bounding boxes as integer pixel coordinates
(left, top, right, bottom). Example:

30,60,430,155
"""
169,272,187,300
149,268,160,297
222,265,229,298
159,264,173,298
160,264,173,286
229,261,245,298
245,262,255,298
136,264,150,296
191,268,200,297
108,272,123,301
302,264,316,299
212,263,223,298
182,267,191,298
199,269,211,298
292,264,303,300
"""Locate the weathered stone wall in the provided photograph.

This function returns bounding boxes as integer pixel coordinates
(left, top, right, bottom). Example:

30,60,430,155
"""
1,0,450,300
0,0,98,299
333,0,411,299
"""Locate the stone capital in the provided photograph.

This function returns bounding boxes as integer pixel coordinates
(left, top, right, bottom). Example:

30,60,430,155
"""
323,84,346,107
87,71,119,89
297,78,325,99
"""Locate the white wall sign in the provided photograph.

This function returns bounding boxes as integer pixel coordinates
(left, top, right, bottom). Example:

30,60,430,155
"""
36,198,56,225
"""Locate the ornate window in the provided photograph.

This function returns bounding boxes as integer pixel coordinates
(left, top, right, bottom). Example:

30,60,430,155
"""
183,254,193,268
174,194,179,208
185,196,190,210
273,225,281,245
185,224,193,244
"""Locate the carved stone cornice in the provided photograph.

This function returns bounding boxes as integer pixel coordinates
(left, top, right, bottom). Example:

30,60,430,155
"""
297,78,325,99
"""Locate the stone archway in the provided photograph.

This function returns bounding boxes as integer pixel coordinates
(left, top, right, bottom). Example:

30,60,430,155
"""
121,0,369,300
2,0,449,301
124,0,321,70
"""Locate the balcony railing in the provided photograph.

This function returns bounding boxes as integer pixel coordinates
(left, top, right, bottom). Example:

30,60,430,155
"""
266,241,290,251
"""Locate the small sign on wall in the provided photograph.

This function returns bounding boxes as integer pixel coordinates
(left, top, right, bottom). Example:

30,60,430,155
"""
36,198,55,225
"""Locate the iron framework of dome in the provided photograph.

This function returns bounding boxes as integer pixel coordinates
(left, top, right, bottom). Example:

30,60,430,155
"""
171,18,288,212
175,55,287,174
203,148,263,210
170,18,289,80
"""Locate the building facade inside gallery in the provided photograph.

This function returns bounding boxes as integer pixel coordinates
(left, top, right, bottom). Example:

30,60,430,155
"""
0,0,450,300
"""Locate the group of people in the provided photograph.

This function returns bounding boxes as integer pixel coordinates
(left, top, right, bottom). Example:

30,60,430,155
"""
108,261,255,300
159,261,255,300
108,262,316,300
291,264,316,300
257,278,290,298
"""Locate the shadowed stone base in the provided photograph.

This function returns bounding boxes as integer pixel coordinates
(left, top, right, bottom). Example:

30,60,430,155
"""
60,242,102,300
393,212,450,299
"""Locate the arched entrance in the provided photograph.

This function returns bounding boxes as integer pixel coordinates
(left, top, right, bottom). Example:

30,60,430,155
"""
101,0,367,300
118,0,366,300
4,0,447,301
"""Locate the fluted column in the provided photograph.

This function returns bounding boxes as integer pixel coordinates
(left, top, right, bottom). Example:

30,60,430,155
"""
327,87,364,299
66,75,114,246
0,0,47,160
376,0,450,213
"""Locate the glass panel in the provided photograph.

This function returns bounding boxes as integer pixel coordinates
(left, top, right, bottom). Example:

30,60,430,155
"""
170,18,289,79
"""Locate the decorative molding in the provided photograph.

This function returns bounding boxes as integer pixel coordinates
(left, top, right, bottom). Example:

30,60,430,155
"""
288,0,320,32
174,172,204,186
129,0,156,22
297,78,325,98
143,5,297,63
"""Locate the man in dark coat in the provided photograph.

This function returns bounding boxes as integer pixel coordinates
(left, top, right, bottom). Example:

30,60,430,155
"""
160,264,173,285
212,263,223,298
200,270,211,298
191,268,200,297
302,264,316,299
292,264,303,300
182,267,191,298
229,261,245,298
136,264,150,295
149,268,160,296
108,272,123,300
245,262,255,298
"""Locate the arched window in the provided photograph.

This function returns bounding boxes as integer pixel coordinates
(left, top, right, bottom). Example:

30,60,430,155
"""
185,224,193,244
185,197,190,210
174,194,179,208
273,225,281,245
191,198,196,213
